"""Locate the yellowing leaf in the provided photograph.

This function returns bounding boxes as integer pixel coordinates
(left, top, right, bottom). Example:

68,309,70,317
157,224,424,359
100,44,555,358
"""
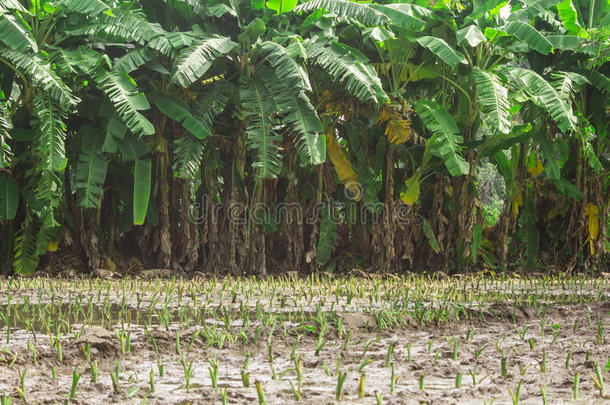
527,159,544,177
585,203,599,254
376,107,392,124
48,241,59,252
377,106,412,145
385,119,411,145
372,63,391,75
544,204,563,222
400,175,420,205
512,192,523,220
327,134,360,201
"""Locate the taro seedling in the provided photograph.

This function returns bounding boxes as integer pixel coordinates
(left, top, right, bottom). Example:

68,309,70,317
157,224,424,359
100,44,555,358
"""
540,384,547,405
289,379,301,401
336,371,347,401
220,388,228,405
15,369,26,402
208,355,219,388
539,351,547,373
385,341,396,367
452,338,459,361
508,380,523,405
149,369,155,393
455,372,462,388
528,338,535,350
67,369,81,402
111,361,120,392
573,373,580,400
321,361,331,377
255,380,266,405
358,356,373,373
501,350,508,378
592,363,606,397
180,355,194,392
158,357,165,377
358,373,366,398
294,355,303,384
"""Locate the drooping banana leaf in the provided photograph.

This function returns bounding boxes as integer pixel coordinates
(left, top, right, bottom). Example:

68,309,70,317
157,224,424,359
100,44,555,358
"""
119,132,148,162
588,71,610,93
556,0,583,34
241,77,282,180
0,173,19,221
173,134,206,179
94,68,154,137
149,93,211,140
304,39,387,104
546,34,586,50
414,100,470,176
416,36,467,69
471,223,483,263
55,0,114,16
0,98,12,168
478,123,532,158
503,67,577,132
13,214,40,274
255,41,311,92
101,115,128,154
285,92,325,166
502,21,553,54
74,126,109,208
316,204,337,266
133,158,151,225
535,133,561,181
171,35,237,87
465,0,506,22
113,49,155,73
368,3,427,32
32,92,68,172
457,25,487,47
423,218,440,253
266,0,298,15
551,71,589,100
295,0,389,26
508,0,562,22
473,67,510,134
0,14,37,52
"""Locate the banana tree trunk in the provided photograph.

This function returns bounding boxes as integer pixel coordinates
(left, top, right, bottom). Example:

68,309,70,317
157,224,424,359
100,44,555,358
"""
154,132,172,269
229,122,248,275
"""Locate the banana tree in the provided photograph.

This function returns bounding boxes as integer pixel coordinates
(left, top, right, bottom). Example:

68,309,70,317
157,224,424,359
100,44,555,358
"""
0,0,88,273
377,0,604,270
0,0,182,273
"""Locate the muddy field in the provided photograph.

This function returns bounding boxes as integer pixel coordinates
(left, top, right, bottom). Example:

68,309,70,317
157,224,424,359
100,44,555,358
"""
0,274,608,404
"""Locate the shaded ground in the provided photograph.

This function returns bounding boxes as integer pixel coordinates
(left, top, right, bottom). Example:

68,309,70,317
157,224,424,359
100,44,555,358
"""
0,274,609,404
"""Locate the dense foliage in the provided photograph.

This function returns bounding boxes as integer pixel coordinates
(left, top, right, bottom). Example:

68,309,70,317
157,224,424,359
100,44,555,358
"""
0,0,608,275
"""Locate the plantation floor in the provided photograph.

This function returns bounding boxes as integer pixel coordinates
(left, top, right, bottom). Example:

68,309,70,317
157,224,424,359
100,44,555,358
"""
0,274,608,404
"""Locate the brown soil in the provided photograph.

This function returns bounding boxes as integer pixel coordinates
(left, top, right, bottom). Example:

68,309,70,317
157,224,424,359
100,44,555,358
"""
0,276,608,404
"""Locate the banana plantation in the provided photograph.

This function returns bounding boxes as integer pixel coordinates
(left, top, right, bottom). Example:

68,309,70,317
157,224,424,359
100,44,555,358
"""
0,0,608,277
1,1,610,403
